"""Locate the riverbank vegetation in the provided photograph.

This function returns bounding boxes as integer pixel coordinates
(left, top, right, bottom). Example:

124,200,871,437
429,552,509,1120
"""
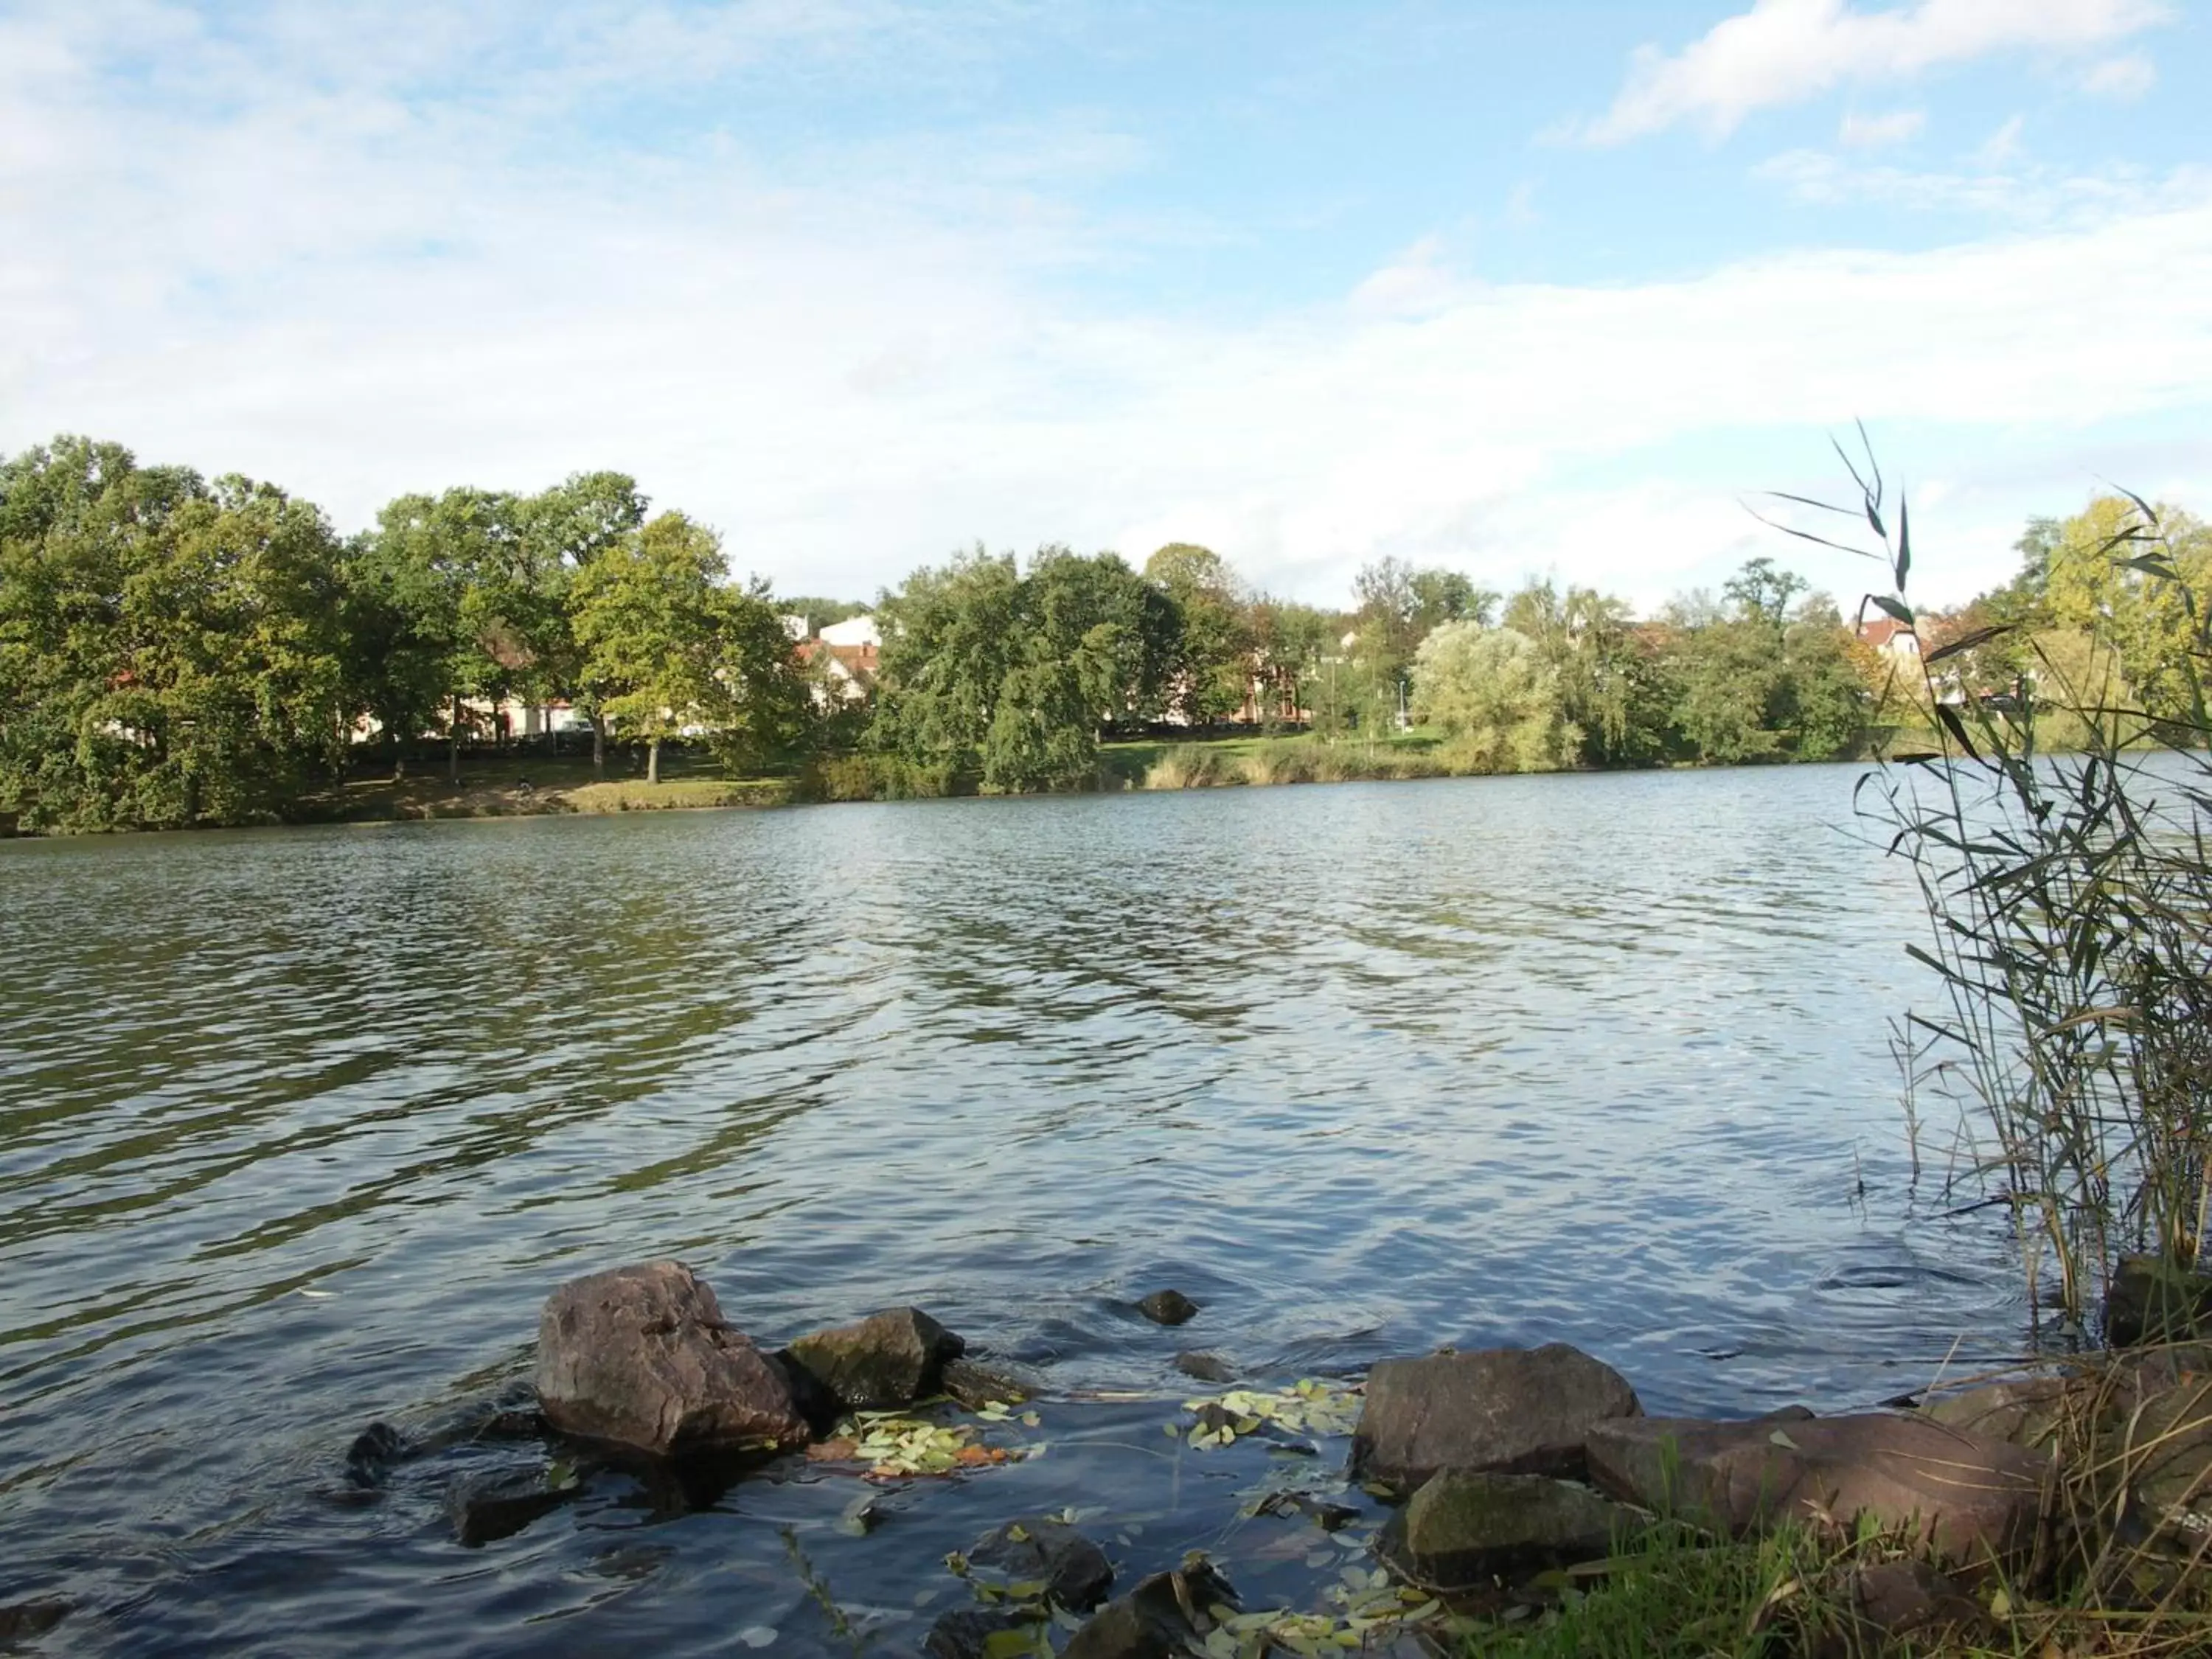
1,433,2204,832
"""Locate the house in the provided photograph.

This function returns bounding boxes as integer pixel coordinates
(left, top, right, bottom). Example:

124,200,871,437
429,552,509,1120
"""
796,612,881,705
1859,616,1921,663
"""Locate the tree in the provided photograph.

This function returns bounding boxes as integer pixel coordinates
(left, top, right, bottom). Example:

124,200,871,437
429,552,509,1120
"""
1146,543,1249,725
1503,580,1672,766
568,511,790,785
0,439,352,827
1411,622,1576,772
516,471,647,776
873,546,1172,791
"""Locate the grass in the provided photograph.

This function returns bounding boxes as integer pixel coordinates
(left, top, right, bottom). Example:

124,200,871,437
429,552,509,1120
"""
1103,728,1461,790
305,751,796,822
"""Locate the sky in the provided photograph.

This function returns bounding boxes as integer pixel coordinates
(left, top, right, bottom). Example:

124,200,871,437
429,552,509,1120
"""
1,0,2208,613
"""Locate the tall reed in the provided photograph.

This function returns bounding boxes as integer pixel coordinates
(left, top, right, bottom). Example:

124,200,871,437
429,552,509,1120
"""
1776,440,2212,1332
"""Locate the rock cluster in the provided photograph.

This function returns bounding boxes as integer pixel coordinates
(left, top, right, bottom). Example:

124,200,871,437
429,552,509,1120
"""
342,1259,2212,1655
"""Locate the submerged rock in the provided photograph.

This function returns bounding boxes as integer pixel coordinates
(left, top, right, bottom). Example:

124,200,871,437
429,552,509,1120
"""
0,1598,71,1644
1063,1562,1235,1659
1350,1343,1640,1492
534,1262,810,1458
1136,1290,1200,1327
447,1467,577,1548
940,1356,1039,1409
1378,1470,1637,1590
971,1517,1116,1612
925,1607,1048,1659
343,1421,408,1489
1584,1413,2048,1564
784,1307,966,1413
1174,1352,1236,1384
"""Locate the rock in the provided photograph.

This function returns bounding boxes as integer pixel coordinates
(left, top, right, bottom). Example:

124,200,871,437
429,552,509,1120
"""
447,1467,577,1547
1174,1351,1237,1384
2106,1254,2212,1348
925,1607,1048,1659
1583,1414,2048,1564
1378,1470,1639,1590
534,1261,809,1458
2101,1368,2212,1528
1063,1562,1235,1659
0,1599,70,1644
1350,1343,1641,1492
1757,1404,1816,1422
343,1421,408,1488
1251,1489,1360,1530
1920,1377,2069,1449
941,1357,1038,1409
1848,1559,1986,1644
784,1307,966,1413
971,1517,1116,1612
1137,1290,1200,1326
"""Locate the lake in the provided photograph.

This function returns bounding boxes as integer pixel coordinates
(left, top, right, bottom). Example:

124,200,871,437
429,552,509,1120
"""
0,767,2028,1654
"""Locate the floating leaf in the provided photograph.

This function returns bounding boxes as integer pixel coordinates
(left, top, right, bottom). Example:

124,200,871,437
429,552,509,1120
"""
736,1627,776,1649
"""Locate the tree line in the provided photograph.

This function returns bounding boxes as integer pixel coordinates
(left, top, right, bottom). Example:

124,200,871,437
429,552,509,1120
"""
3,433,2194,830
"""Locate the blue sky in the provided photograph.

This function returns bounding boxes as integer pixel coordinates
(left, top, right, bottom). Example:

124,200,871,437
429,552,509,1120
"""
2,0,2207,611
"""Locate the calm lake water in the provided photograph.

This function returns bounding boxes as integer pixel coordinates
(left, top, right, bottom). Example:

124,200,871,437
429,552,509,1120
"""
0,768,2030,1654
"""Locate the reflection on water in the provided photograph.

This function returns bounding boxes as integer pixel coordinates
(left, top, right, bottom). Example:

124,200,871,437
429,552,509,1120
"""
0,767,2025,1653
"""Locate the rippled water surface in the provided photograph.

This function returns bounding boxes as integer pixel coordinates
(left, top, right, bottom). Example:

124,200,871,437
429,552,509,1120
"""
0,768,2030,1653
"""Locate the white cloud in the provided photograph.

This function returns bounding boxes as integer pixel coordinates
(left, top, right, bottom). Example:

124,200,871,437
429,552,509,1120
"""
1838,108,1926,147
1582,0,2170,144
2082,52,2157,98
1977,114,2028,165
1,1,2208,615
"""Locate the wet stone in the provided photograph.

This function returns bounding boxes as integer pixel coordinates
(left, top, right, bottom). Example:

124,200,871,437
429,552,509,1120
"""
534,1261,809,1458
925,1607,1048,1659
344,1421,407,1489
784,1307,967,1413
1173,1352,1236,1384
448,1467,577,1548
1378,1471,1636,1590
1136,1290,1200,1327
941,1357,1038,1410
1063,1562,1235,1659
970,1517,1116,1612
0,1599,71,1645
1351,1343,1641,1492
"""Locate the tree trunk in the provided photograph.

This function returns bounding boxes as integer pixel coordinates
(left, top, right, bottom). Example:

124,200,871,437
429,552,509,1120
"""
647,736,661,786
449,696,462,782
592,715,606,780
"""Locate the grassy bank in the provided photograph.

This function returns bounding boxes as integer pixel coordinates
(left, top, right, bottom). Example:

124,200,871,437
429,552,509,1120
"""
301,754,796,824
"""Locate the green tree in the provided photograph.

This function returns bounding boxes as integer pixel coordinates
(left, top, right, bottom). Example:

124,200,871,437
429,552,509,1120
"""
873,545,1171,791
1146,543,1249,725
569,511,793,785
1411,622,1576,772
0,439,352,828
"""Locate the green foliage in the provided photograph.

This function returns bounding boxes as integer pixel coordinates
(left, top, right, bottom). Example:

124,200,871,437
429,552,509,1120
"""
0,439,353,828
569,512,805,785
873,543,1170,793
1411,622,1577,773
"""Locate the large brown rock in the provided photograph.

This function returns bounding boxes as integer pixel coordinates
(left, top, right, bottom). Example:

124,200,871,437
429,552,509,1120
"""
1350,1343,1641,1492
535,1261,809,1457
1583,1413,2049,1564
783,1306,964,1412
